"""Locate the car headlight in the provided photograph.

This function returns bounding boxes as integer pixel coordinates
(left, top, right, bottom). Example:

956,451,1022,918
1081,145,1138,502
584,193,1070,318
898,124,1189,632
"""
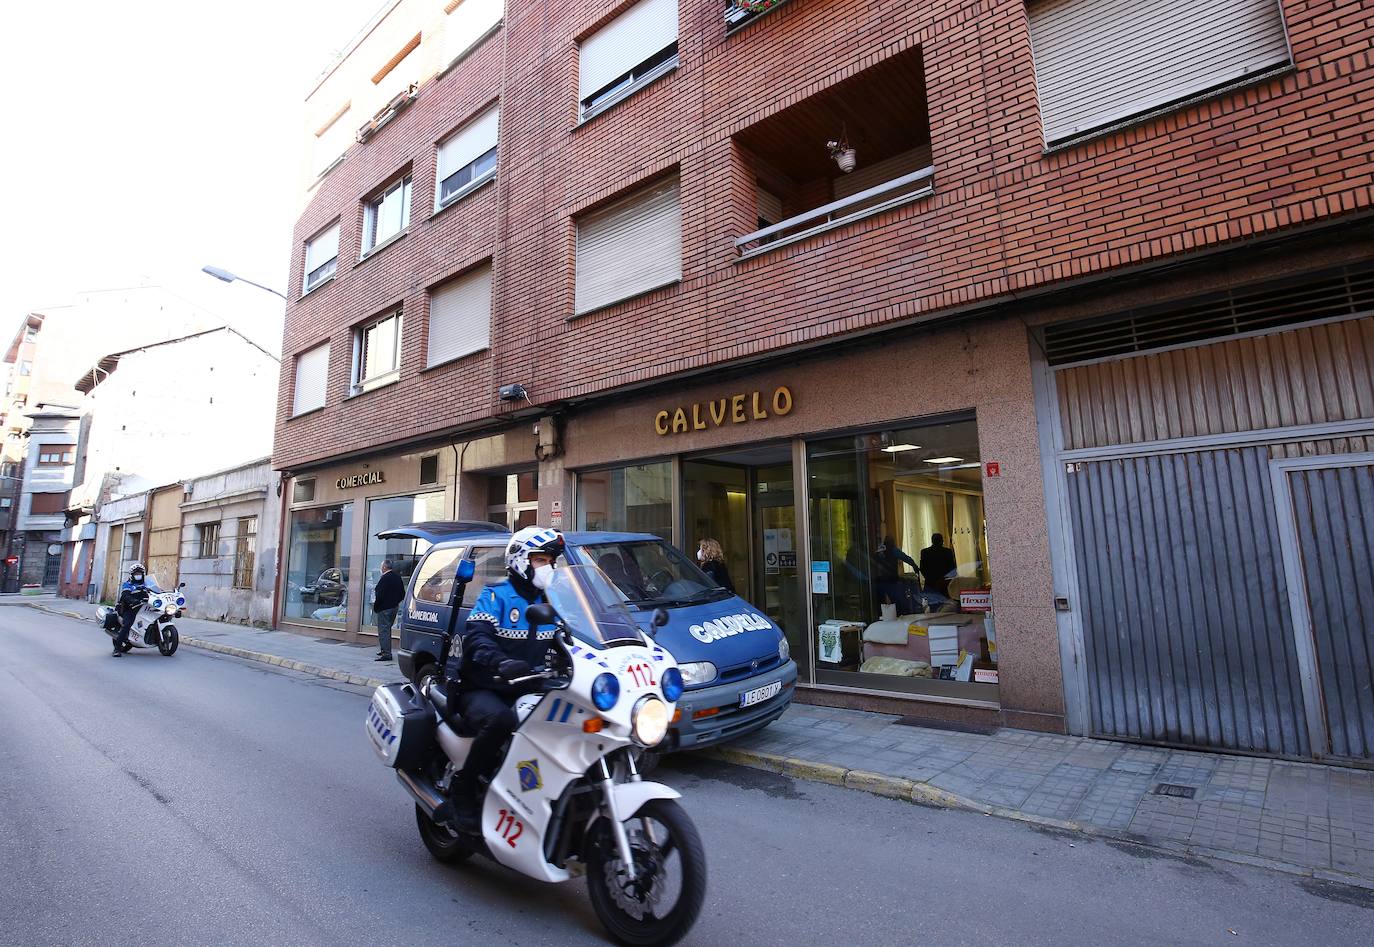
778,635,790,663
678,661,717,686
631,696,670,747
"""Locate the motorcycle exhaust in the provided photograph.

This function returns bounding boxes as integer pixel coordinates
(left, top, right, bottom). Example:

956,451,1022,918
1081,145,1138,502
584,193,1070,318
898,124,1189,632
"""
397,768,452,823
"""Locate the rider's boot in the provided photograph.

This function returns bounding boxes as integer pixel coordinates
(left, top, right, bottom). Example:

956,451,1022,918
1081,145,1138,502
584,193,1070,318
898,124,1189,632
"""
450,774,482,833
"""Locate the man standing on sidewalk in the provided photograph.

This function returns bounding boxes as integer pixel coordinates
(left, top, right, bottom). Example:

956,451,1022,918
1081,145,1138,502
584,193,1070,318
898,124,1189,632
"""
372,560,405,662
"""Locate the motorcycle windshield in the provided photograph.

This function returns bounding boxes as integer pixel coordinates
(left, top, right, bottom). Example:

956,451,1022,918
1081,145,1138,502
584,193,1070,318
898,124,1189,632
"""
544,565,646,648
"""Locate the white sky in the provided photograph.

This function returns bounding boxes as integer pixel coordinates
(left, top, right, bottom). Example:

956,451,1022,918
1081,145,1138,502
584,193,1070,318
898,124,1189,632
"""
0,0,386,350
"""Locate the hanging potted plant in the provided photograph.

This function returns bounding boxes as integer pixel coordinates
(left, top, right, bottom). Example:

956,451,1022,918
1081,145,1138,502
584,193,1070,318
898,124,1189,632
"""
736,0,786,11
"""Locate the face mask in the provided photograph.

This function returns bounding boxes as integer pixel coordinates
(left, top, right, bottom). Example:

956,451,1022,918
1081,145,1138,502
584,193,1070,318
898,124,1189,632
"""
532,564,555,590
132,574,144,584
697,550,706,562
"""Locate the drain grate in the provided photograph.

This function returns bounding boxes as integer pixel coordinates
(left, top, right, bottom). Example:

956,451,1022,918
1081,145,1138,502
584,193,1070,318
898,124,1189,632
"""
1153,783,1197,799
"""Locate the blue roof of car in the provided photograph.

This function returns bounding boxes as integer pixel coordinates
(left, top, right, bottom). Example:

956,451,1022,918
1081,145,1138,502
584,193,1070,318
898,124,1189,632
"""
383,523,668,548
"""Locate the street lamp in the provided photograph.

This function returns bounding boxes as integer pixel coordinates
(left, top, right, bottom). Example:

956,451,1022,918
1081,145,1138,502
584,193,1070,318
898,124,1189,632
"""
201,265,287,300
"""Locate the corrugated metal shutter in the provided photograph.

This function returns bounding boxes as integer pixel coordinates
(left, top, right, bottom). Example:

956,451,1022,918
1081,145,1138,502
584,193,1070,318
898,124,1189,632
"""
1028,0,1291,144
304,223,339,274
575,177,681,315
292,343,329,415
446,0,502,63
579,0,678,101
438,106,499,182
428,264,492,367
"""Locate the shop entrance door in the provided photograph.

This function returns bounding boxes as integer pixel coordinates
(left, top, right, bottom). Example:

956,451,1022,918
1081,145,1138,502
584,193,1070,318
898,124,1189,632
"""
683,444,807,679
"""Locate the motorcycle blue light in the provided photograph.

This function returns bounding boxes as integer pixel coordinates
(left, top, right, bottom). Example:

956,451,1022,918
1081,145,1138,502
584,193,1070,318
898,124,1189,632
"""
661,667,684,702
591,673,619,711
176,596,186,607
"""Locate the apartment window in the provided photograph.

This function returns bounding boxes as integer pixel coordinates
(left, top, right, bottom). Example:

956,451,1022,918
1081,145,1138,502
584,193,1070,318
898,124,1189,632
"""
293,478,317,503
303,222,340,293
352,310,402,394
1028,0,1291,145
19,361,32,376
197,522,221,559
427,263,492,367
37,446,75,466
436,106,499,209
0,497,12,509
313,106,352,178
445,0,503,65
23,327,37,341
578,0,679,121
292,343,330,416
233,517,257,589
575,176,681,315
30,492,69,515
363,176,412,254
123,530,142,562
419,454,440,485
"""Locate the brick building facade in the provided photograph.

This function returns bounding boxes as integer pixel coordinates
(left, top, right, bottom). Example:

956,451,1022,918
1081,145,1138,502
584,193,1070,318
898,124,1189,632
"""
275,0,1374,759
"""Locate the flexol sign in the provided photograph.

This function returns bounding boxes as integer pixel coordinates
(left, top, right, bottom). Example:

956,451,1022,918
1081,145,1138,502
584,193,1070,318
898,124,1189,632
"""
655,386,794,436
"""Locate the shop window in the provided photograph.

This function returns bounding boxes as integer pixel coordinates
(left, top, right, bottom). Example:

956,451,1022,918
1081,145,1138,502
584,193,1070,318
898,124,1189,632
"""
284,503,354,625
233,517,257,589
364,491,446,628
486,470,538,530
808,416,996,699
577,462,672,541
419,455,440,485
293,479,317,503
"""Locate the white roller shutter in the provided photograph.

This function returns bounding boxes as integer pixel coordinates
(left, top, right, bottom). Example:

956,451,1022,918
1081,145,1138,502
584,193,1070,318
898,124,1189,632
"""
1029,0,1291,144
438,106,499,182
292,343,329,415
575,177,681,315
578,0,678,102
304,223,339,274
428,264,492,367
446,0,502,63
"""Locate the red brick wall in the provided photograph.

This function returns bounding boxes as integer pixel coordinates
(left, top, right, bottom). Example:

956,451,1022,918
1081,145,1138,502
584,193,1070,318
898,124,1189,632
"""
274,0,1374,470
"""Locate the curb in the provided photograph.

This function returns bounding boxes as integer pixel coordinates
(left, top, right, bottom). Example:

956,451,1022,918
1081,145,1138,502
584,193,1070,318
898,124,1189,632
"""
24,601,387,691
702,744,1374,892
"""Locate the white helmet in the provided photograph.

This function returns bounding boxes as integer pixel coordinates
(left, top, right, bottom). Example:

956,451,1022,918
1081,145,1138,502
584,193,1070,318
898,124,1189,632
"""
128,562,147,582
506,526,565,583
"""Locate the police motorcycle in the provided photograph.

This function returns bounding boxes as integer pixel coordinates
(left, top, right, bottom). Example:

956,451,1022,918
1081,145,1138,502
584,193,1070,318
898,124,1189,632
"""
367,562,706,946
95,577,186,657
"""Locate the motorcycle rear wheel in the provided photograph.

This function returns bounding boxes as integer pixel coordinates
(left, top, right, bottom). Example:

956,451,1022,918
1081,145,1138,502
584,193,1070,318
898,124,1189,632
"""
585,799,706,947
415,804,473,863
158,626,179,656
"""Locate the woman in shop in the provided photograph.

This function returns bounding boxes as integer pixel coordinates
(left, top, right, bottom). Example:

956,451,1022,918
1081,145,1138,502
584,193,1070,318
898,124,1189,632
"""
696,538,735,593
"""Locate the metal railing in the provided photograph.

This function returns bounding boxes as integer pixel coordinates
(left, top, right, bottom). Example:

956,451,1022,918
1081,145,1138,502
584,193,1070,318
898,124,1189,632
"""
734,166,936,259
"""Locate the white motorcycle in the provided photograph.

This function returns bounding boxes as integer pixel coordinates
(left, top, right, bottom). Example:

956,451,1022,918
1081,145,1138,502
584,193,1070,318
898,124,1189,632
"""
367,563,706,946
95,581,186,656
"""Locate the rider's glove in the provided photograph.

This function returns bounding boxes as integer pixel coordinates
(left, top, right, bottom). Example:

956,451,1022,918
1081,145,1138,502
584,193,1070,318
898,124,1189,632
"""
498,659,532,680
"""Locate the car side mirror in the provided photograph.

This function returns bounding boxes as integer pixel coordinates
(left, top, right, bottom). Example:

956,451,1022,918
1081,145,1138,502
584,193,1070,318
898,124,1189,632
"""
526,603,556,626
651,607,670,628
456,558,475,583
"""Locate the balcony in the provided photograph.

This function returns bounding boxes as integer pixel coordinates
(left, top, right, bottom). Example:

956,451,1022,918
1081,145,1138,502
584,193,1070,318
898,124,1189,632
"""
731,45,934,258
724,0,791,35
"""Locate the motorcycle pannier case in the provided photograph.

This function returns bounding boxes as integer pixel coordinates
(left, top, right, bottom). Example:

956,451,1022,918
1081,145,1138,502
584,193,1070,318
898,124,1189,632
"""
366,683,436,769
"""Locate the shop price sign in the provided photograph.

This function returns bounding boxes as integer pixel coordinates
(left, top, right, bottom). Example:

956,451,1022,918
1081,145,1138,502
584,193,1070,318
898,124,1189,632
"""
959,589,992,613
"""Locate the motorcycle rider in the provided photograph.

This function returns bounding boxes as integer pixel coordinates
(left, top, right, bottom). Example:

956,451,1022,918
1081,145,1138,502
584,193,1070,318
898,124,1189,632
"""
113,563,160,657
447,526,564,829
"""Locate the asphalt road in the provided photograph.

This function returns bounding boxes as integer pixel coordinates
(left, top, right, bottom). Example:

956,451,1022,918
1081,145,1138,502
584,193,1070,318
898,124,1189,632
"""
2,604,1372,946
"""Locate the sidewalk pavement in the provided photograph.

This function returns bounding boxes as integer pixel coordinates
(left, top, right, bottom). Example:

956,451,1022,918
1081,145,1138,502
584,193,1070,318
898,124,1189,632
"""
21,597,1374,888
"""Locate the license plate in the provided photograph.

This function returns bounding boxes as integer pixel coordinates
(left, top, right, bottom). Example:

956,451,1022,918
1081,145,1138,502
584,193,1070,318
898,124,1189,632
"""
739,681,782,708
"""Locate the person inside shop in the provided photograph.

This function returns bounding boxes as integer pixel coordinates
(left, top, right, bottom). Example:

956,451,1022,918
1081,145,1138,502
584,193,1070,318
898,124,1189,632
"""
372,559,405,662
447,526,564,830
696,538,735,593
873,534,919,614
919,533,958,601
112,562,160,657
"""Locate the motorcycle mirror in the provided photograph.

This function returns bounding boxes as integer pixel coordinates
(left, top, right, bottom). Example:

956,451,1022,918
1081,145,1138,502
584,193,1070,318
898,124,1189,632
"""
651,607,670,628
526,602,556,626
178,582,187,589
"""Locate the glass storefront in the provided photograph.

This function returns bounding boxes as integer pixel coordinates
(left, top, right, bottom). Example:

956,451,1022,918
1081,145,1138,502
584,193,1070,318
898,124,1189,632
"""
809,416,995,699
577,462,672,540
487,470,539,530
363,491,446,628
284,503,354,625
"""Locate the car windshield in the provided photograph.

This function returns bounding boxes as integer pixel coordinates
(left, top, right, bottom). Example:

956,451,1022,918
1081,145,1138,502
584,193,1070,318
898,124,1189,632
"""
544,565,646,647
578,539,731,607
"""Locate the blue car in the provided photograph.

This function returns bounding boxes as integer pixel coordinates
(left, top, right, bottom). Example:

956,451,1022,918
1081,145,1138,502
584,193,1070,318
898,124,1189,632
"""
381,522,798,751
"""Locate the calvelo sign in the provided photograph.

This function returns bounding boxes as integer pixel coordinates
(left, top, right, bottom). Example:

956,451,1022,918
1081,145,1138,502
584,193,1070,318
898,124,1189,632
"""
336,470,386,490
654,385,794,436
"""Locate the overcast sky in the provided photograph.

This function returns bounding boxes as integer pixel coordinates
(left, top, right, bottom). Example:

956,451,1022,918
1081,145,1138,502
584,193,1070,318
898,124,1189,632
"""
0,0,386,349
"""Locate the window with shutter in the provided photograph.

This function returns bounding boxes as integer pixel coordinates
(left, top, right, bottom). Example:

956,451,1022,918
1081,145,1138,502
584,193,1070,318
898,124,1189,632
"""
436,106,499,209
427,264,492,367
578,0,679,121
575,177,681,315
303,222,340,293
1028,0,1291,145
353,311,403,394
363,176,412,255
292,343,330,416
313,107,352,178
446,0,503,65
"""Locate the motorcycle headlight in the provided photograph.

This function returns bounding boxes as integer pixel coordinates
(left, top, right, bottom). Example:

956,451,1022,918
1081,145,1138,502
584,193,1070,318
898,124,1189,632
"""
778,635,790,663
631,696,670,747
678,661,717,686
661,667,684,703
163,604,177,616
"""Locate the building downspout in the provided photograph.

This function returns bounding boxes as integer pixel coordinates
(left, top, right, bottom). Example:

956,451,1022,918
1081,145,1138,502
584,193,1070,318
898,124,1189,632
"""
271,471,289,629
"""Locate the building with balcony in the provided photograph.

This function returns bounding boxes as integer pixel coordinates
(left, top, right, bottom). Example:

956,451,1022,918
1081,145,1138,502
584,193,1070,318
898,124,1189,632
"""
275,0,1374,760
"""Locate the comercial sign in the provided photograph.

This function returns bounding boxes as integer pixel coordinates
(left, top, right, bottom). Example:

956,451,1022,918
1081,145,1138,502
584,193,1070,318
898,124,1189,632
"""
959,589,992,613
336,470,386,490
654,386,794,436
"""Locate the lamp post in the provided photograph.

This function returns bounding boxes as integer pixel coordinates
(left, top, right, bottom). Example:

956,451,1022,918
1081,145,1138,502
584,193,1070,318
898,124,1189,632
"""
201,265,287,301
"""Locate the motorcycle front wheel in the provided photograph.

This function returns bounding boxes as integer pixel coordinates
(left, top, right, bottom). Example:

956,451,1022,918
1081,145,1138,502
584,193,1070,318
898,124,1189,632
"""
158,626,179,656
585,799,706,947
415,804,473,864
